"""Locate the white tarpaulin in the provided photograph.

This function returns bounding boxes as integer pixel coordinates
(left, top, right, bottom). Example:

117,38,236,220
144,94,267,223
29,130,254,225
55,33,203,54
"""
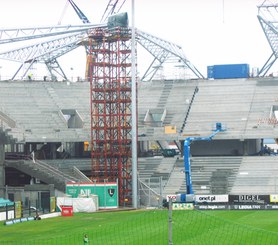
57,197,98,213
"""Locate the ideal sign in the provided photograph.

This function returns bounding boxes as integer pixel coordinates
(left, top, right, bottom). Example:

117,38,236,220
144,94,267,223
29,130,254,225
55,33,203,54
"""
66,182,118,209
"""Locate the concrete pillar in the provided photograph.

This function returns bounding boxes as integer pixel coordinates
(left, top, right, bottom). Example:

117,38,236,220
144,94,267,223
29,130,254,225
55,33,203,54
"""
142,141,149,152
243,140,248,156
51,143,57,159
0,144,5,197
24,143,29,155
180,140,184,157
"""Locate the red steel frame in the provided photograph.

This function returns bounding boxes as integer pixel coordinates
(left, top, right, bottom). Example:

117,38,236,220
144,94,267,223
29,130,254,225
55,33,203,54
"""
89,27,133,206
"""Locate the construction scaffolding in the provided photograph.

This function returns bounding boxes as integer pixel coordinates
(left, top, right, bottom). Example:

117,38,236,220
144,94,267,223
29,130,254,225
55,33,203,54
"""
89,27,133,206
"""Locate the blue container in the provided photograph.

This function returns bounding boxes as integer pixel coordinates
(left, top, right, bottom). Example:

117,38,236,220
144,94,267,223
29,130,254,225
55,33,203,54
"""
207,64,250,79
207,66,214,79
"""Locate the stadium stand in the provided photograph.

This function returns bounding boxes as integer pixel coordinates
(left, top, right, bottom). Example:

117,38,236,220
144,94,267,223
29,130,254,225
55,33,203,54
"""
0,81,90,142
2,77,278,206
231,156,278,194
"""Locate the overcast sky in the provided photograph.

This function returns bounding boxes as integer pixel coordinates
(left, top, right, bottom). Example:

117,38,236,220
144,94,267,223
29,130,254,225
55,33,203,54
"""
0,0,273,80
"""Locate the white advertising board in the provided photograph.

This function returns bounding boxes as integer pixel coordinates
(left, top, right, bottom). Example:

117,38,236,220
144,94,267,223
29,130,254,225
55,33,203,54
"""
195,195,228,203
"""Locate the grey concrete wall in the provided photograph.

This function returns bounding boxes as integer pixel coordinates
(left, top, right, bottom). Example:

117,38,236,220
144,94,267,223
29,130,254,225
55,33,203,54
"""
6,184,55,205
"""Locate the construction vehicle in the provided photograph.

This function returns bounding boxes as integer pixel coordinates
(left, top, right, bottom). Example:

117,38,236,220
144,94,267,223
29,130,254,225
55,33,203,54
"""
176,122,225,203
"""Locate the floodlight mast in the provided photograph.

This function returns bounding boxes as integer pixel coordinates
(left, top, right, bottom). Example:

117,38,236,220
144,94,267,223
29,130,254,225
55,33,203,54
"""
184,123,225,195
131,0,138,209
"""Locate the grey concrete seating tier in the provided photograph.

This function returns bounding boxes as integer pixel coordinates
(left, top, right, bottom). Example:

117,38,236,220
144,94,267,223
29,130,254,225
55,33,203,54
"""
163,156,243,195
3,78,278,143
0,81,90,142
231,156,278,194
138,157,176,193
163,156,278,196
138,79,198,140
184,78,278,139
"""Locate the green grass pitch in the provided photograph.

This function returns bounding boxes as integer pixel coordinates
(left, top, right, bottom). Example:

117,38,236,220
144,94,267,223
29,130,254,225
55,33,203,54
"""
1,209,278,244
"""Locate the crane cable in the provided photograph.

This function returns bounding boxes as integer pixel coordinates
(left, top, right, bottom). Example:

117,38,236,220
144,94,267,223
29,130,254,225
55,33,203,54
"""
58,0,70,25
100,0,127,23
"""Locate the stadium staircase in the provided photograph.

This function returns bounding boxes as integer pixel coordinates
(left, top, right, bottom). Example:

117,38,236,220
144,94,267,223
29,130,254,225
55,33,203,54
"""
39,158,92,183
5,159,83,192
157,80,173,109
162,157,185,196
138,80,198,154
179,86,199,133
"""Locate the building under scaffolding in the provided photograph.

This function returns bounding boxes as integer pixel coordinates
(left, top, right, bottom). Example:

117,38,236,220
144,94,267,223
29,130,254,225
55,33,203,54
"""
89,25,133,206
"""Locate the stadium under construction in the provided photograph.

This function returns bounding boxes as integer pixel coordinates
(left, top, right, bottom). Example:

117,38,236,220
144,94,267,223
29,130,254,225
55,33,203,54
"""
1,0,278,211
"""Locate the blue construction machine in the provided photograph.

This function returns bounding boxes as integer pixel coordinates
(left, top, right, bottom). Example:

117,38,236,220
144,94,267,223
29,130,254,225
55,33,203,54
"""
176,122,225,203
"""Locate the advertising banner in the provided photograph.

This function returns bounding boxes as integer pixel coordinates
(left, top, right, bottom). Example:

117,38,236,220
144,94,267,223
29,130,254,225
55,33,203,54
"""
166,195,177,202
229,195,269,204
270,195,278,203
15,201,21,219
195,205,228,210
195,195,228,203
230,205,265,210
66,182,118,209
266,204,278,210
172,203,194,210
50,197,56,213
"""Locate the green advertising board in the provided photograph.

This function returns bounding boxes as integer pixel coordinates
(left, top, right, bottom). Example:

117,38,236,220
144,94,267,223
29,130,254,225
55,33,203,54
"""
66,182,118,209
